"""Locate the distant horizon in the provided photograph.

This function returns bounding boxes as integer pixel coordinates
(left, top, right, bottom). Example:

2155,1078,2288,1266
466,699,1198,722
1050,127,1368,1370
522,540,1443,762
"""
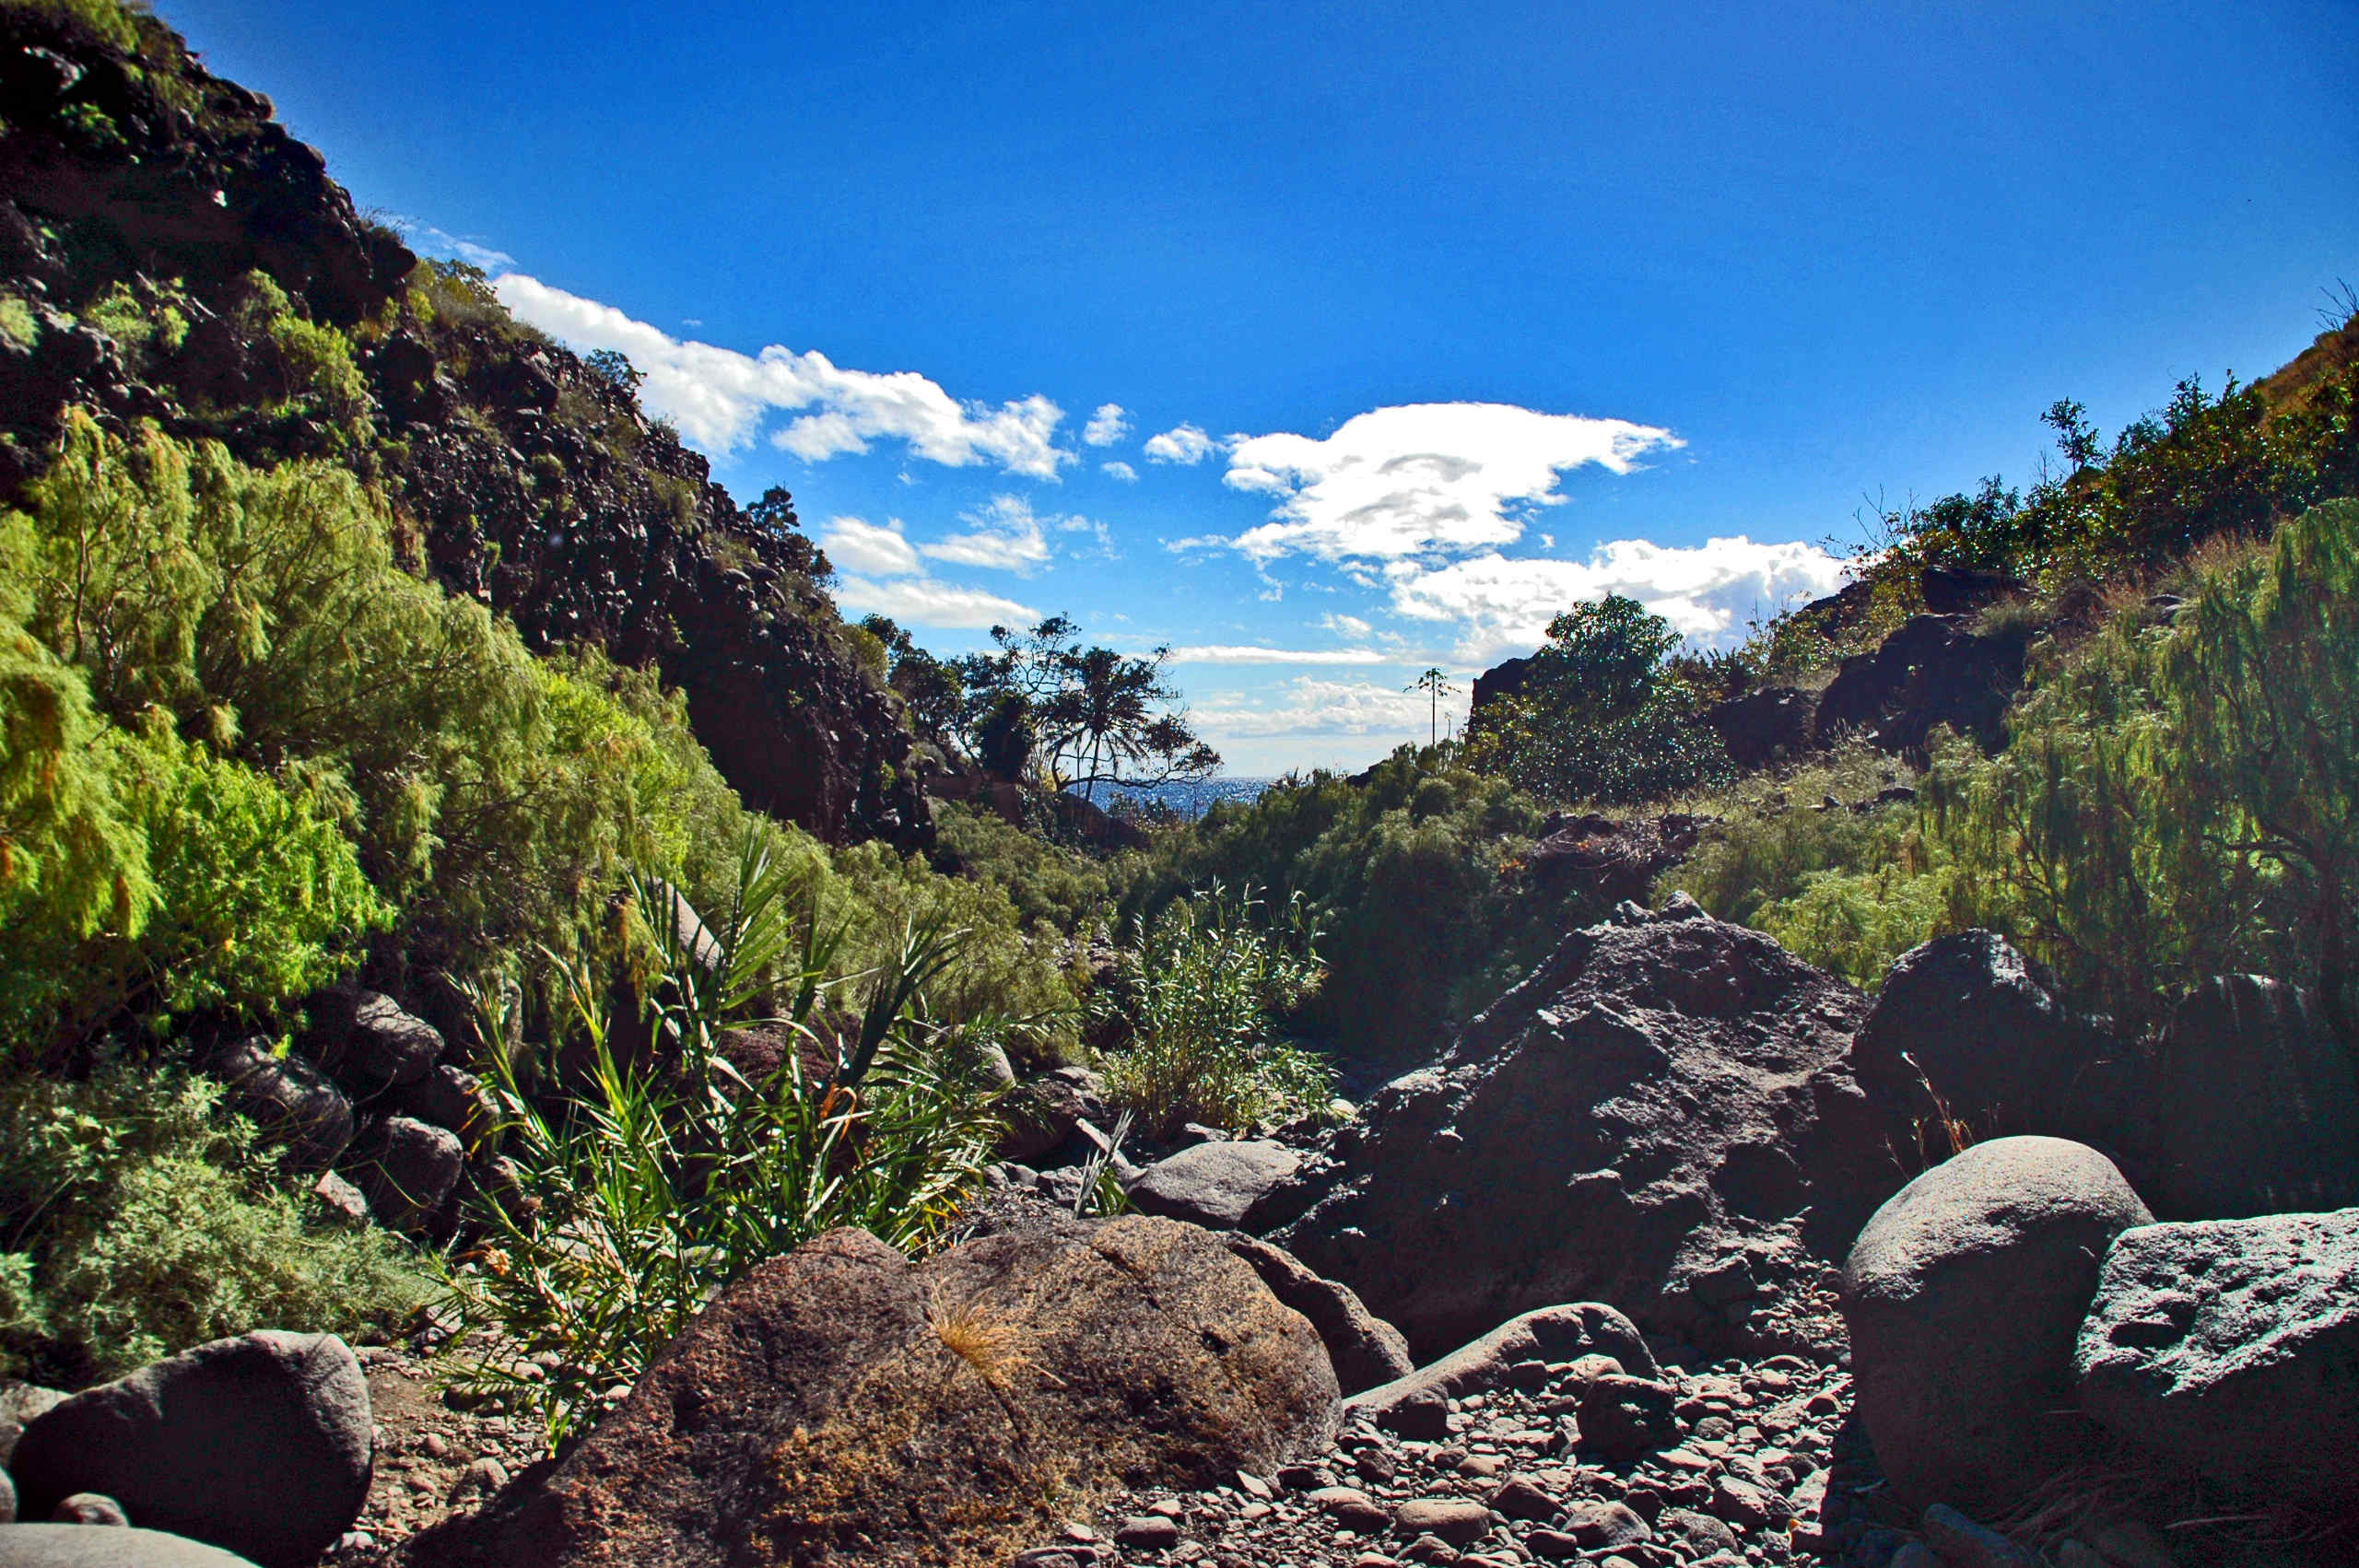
158,0,2359,772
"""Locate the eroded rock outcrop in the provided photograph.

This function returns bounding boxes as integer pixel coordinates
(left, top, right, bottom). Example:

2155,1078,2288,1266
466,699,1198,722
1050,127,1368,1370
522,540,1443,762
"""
1256,897,1906,1358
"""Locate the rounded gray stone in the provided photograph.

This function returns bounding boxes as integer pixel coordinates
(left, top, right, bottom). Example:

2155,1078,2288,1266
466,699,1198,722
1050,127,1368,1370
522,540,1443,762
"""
1843,1136,2151,1515
0,1525,264,1566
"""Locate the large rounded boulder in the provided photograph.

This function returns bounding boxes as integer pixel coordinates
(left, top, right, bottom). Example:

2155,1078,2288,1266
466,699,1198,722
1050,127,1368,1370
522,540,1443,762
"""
478,1213,1337,1566
7,1331,372,1568
1842,1136,2151,1515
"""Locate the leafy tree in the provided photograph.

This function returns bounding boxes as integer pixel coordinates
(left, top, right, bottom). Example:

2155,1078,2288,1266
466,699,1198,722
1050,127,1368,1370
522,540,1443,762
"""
951,617,1218,797
1463,595,1730,805
583,348,642,392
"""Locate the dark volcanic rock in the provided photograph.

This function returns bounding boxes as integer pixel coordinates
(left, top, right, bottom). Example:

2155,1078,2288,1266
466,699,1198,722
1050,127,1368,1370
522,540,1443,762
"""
1703,685,1817,768
997,1069,1110,1164
1260,896,1899,1356
9,1330,371,1568
1842,1136,2151,1516
1813,613,2027,754
472,1215,1336,1566
1855,931,2154,1170
1129,1141,1299,1229
2149,974,2359,1219
1221,1233,1415,1396
301,988,442,1097
2075,1207,2359,1507
0,6,929,847
1345,1302,1656,1437
205,1036,354,1169
350,1115,464,1230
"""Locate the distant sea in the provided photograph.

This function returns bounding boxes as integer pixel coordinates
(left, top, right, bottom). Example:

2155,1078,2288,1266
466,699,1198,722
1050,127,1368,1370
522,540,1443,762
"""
1075,777,1277,821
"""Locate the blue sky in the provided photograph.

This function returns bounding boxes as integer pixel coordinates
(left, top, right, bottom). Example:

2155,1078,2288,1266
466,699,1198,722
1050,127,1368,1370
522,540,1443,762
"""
158,0,2359,772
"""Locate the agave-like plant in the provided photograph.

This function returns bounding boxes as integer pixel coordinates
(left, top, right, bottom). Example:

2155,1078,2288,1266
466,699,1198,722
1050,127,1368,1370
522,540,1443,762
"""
435,829,1007,1449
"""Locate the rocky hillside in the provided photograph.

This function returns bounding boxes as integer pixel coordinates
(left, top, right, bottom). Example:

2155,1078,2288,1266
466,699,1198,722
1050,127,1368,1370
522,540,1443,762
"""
0,0,924,844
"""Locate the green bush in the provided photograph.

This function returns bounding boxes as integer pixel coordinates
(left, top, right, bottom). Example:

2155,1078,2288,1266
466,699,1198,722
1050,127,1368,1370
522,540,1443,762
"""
932,799,1130,934
1463,595,1731,806
440,846,1004,1449
0,1066,427,1386
1127,749,1577,1061
1929,499,2359,1036
1093,884,1333,1136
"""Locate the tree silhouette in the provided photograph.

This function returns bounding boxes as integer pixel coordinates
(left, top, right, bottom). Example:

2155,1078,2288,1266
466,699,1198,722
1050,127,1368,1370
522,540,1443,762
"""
1405,667,1458,748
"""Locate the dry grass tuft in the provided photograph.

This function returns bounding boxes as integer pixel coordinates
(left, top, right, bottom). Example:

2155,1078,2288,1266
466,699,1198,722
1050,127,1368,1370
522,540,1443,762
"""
929,1290,1031,1393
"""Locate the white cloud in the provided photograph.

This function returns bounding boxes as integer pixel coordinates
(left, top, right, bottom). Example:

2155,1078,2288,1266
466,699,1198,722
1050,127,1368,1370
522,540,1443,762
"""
1192,675,1471,741
832,575,1039,629
1144,423,1222,465
1320,613,1374,638
920,494,1053,574
817,515,922,578
1101,461,1139,483
1084,404,1131,447
1222,402,1680,564
1165,645,1389,665
396,218,514,274
1385,535,1848,659
492,275,1072,476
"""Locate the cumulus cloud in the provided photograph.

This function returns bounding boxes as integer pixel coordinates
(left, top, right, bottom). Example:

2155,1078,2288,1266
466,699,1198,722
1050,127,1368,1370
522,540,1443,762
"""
832,575,1039,630
921,494,1053,574
1164,645,1389,665
1101,460,1139,483
1221,403,1680,564
1144,423,1222,465
1386,535,1848,659
1320,613,1374,638
493,275,1072,475
817,515,921,577
1192,675,1469,741
1084,404,1131,446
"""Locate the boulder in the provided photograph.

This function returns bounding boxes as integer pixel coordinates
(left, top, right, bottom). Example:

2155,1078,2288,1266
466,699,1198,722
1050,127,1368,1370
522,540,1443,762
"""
1392,1497,1492,1546
2149,975,2359,1218
0,1380,65,1470
205,1038,354,1170
1703,686,1817,768
386,1064,497,1151
997,1069,1109,1164
1261,899,1899,1356
1129,1141,1300,1229
1813,613,2027,754
1842,1136,2152,1515
2074,1207,2359,1507
0,1526,266,1567
49,1493,127,1525
475,1215,1336,1565
1574,1375,1682,1458
8,1330,372,1568
1854,932,2154,1167
1345,1303,1657,1437
1221,1233,1414,1396
300,988,442,1095
350,1115,464,1229
1919,565,2029,615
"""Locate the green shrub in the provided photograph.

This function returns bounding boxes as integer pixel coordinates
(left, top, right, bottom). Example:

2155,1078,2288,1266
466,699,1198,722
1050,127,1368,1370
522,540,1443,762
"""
1093,884,1333,1136
0,1067,427,1386
1662,741,1929,931
932,799,1129,934
440,846,1004,1449
1134,748,1578,1060
1463,595,1731,806
1929,499,2359,1036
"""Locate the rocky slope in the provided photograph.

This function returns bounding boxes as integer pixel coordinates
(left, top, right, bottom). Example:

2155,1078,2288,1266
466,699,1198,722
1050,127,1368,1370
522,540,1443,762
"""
0,0,924,843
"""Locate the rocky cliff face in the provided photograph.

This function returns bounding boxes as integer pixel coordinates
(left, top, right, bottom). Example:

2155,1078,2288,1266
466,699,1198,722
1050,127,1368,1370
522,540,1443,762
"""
0,0,925,844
